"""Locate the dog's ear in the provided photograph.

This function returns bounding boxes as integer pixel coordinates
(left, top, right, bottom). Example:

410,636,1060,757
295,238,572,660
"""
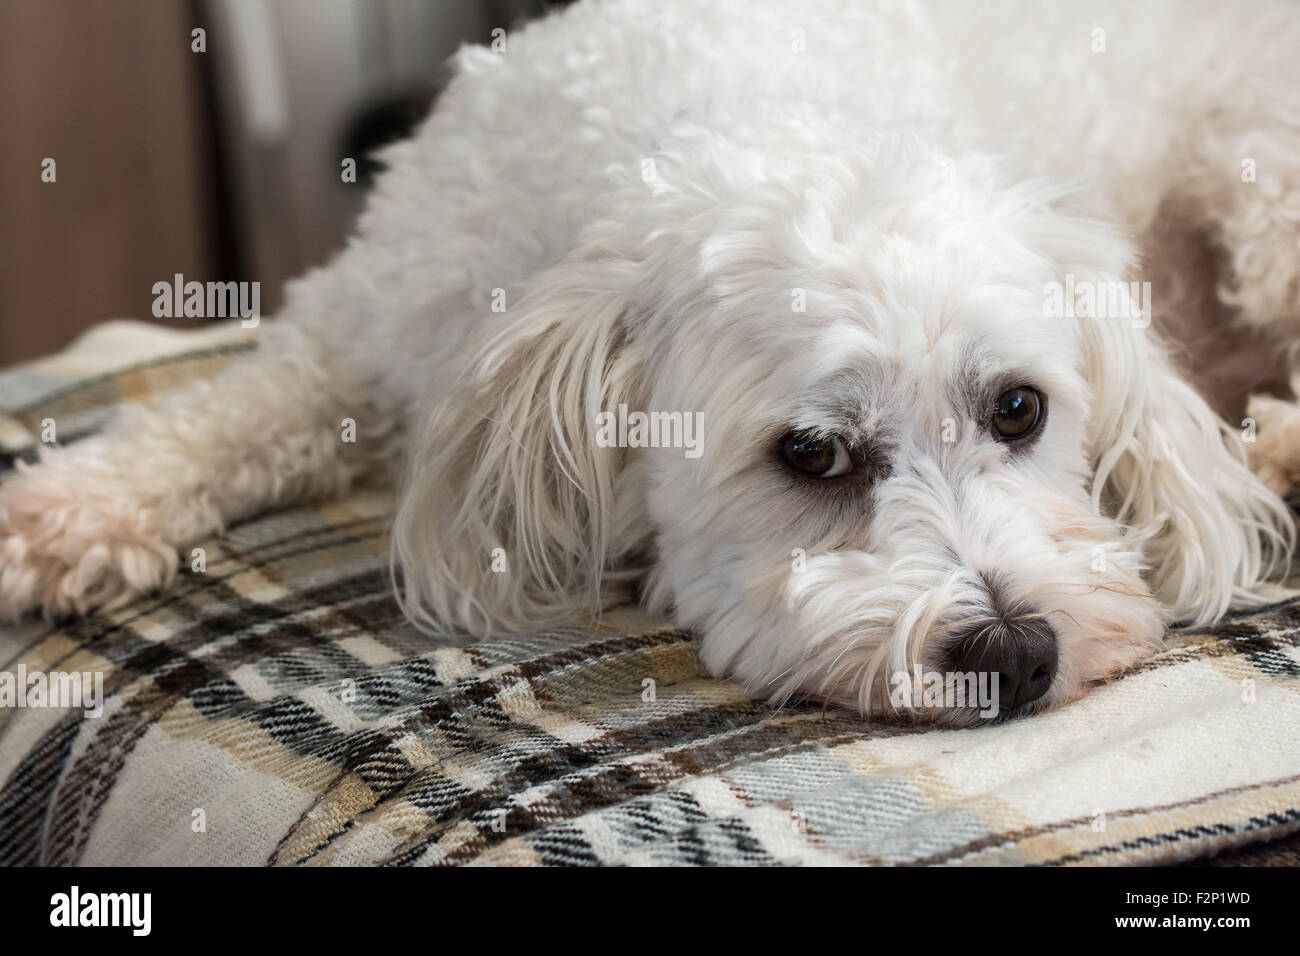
1068,246,1293,624
392,256,652,635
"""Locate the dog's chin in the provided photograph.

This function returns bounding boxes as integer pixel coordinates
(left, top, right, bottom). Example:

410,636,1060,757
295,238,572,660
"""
858,621,1162,727
808,646,1155,729
748,585,1167,729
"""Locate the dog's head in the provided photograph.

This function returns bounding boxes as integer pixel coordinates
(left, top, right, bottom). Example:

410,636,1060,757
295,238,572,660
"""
394,131,1292,725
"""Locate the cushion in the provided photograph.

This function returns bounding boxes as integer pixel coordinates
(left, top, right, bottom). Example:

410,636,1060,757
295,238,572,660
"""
2,320,1299,865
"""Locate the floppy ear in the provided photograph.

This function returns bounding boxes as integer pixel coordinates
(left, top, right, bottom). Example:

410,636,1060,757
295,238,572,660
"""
391,256,653,636
1076,269,1294,625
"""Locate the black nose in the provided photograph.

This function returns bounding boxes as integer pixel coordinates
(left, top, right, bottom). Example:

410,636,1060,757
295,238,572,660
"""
947,617,1058,711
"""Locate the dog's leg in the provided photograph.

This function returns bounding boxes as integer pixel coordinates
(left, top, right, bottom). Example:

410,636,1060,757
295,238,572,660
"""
0,322,390,620
1211,123,1300,497
1164,61,1300,497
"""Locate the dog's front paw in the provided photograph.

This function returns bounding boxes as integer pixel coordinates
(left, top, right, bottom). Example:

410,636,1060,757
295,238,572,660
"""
0,464,178,622
1246,392,1300,501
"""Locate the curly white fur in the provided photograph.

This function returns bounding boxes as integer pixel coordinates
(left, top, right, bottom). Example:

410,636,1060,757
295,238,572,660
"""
3,0,1298,725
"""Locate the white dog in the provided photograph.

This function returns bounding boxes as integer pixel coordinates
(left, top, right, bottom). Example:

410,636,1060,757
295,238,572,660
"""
3,0,1299,724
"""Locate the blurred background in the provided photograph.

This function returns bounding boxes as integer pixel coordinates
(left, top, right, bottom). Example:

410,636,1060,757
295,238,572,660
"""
0,0,559,365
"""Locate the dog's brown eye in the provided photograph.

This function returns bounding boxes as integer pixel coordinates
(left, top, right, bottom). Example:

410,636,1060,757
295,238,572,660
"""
780,432,852,477
992,386,1042,440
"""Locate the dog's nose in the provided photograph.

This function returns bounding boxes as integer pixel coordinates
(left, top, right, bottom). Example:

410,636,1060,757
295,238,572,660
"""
947,617,1058,711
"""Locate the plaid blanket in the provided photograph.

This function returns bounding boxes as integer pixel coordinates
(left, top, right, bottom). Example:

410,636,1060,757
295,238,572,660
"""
3,320,1300,866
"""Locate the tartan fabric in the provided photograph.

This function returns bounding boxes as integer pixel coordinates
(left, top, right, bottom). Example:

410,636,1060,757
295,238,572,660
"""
3,320,1300,866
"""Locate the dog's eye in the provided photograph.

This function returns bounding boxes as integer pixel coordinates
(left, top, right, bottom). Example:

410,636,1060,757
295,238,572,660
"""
992,386,1042,441
779,432,853,477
